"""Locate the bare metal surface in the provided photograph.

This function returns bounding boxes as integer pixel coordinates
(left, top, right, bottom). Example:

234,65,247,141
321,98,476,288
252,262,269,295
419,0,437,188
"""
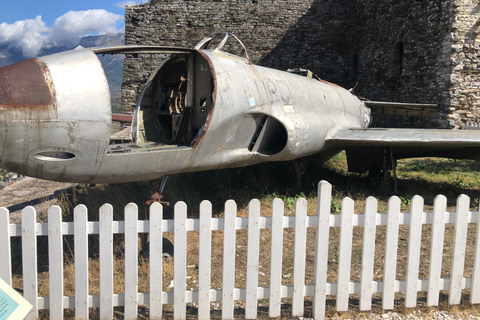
330,128,480,146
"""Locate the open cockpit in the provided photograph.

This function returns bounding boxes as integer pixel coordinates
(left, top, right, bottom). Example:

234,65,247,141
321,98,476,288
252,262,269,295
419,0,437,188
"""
108,50,214,153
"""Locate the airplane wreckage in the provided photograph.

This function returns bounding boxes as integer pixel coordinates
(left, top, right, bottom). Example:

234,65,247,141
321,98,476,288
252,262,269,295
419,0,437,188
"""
1,32,480,200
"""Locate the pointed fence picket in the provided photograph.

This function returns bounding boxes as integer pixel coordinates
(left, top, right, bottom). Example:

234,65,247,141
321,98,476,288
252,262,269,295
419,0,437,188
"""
1,181,480,319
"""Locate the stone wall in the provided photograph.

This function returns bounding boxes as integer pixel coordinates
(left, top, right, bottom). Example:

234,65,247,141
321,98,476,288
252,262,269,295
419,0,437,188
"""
349,0,455,128
448,0,480,128
350,0,480,129
122,0,480,129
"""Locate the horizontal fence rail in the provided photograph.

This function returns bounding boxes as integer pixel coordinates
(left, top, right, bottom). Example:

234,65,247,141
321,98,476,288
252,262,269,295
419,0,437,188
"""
0,180,479,319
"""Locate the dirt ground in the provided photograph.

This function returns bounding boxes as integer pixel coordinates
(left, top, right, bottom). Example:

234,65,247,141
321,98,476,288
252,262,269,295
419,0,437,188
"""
0,177,74,223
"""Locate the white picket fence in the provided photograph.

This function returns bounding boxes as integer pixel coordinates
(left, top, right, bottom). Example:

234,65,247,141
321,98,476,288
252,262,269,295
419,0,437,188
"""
1,180,480,319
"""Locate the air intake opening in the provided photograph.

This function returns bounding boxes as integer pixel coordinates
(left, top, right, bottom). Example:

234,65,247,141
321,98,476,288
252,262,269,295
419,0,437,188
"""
34,151,76,162
250,116,287,156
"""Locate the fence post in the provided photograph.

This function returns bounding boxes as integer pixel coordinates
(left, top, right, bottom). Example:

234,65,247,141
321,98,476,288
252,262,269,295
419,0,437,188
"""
292,198,307,317
174,202,187,320
22,206,38,320
48,206,64,320
245,199,260,319
269,198,284,318
405,196,424,308
427,195,446,306
198,200,212,320
222,200,237,320
100,204,114,320
74,205,89,319
337,197,354,312
449,194,470,305
0,208,11,286
125,203,139,320
382,196,401,310
150,202,164,319
313,180,332,320
360,196,378,311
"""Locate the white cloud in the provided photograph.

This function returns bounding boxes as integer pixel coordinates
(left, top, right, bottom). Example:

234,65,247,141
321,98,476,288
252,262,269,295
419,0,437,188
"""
0,9,124,58
115,0,149,8
47,9,123,46
0,16,49,57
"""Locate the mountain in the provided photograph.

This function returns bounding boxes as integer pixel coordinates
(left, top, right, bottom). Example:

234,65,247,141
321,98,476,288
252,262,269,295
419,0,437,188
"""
0,33,125,108
0,45,23,68
79,33,125,48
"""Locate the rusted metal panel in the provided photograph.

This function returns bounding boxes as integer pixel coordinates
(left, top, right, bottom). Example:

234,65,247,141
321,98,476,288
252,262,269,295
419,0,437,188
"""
112,114,133,123
0,59,55,110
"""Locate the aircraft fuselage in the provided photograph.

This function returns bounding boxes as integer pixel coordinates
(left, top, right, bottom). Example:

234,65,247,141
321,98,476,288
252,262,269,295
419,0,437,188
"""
0,44,371,183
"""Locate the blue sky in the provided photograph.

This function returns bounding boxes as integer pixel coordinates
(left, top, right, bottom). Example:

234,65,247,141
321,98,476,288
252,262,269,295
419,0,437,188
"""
0,0,148,57
0,1,127,26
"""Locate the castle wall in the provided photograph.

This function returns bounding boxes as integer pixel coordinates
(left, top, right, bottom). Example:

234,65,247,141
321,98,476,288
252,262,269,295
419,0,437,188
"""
449,0,480,128
350,0,455,128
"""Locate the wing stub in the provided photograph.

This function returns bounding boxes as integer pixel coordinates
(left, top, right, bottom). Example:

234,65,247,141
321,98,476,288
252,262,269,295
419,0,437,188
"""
365,101,438,117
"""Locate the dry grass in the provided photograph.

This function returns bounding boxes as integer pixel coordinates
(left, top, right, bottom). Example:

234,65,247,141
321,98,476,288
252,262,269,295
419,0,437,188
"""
13,152,480,318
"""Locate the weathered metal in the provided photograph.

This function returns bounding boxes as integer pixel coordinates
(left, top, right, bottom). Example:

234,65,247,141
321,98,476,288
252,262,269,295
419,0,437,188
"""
0,48,110,181
112,114,133,123
0,58,55,110
0,33,479,184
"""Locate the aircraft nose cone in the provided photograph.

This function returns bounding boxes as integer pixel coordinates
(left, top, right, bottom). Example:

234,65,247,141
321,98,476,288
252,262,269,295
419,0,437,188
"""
0,58,56,110
0,58,56,168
